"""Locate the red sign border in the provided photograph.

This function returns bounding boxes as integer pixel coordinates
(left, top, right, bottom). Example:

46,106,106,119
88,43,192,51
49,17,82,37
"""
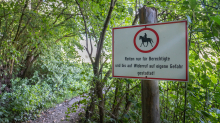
112,20,188,82
133,28,159,53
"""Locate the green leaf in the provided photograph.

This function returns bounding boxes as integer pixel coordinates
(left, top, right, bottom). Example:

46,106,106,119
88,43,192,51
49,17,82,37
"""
209,15,220,25
217,61,220,66
202,78,209,86
186,15,192,23
125,79,132,84
128,7,133,16
195,54,199,60
205,62,213,69
201,111,213,118
203,53,208,59
211,77,217,84
181,6,189,11
183,1,189,5
193,28,205,32
189,0,197,9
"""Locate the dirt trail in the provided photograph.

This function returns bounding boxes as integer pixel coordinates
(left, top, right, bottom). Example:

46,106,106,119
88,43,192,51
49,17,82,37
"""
28,96,84,123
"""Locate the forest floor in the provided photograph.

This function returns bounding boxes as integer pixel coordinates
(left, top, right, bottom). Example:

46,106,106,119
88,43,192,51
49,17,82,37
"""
26,96,85,123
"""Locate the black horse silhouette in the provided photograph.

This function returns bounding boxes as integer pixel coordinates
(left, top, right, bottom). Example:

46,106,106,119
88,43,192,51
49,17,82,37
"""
139,36,154,47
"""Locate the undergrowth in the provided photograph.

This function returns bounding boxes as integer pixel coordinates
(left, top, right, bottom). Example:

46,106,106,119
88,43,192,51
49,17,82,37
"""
0,58,92,122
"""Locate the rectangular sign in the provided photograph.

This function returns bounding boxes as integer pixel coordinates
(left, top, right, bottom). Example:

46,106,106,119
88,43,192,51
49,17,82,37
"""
112,20,188,81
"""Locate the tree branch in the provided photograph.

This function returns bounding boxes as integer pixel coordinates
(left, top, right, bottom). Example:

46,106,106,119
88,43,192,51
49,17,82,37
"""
84,46,94,64
14,0,29,41
53,5,68,25
55,33,76,43
18,0,43,36
75,0,95,64
132,14,139,25
103,69,112,82
54,14,75,27
46,2,63,19
99,58,108,75
94,0,117,75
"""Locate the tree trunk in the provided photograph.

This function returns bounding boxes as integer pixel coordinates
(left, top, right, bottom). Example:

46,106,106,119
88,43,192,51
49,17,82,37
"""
121,83,132,117
82,0,117,122
84,91,95,122
139,6,160,123
20,53,39,78
0,79,2,94
0,66,2,94
96,80,104,123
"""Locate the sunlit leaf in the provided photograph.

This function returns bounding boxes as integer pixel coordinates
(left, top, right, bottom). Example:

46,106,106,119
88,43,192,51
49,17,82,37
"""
209,15,220,25
128,7,133,16
211,77,217,84
186,15,192,23
189,0,197,9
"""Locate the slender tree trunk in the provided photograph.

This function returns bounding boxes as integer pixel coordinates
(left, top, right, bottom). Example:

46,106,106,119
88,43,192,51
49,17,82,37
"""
166,82,168,120
183,82,187,123
0,65,3,94
0,80,2,94
174,82,179,122
111,80,121,119
139,6,160,123
92,0,117,122
81,0,116,122
122,83,132,116
96,80,104,123
20,53,39,78
112,81,119,111
84,86,95,123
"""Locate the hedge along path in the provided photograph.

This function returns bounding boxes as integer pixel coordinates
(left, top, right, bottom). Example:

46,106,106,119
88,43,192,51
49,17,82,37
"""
27,96,85,123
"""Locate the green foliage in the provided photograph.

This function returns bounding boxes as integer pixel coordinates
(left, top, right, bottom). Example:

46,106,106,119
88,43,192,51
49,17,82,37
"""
70,0,220,122
0,0,81,79
1,78,71,122
0,0,220,122
0,44,91,122
209,15,220,25
189,0,197,9
0,63,89,122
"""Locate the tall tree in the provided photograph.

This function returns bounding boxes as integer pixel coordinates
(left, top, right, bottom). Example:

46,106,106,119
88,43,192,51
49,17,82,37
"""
0,0,81,93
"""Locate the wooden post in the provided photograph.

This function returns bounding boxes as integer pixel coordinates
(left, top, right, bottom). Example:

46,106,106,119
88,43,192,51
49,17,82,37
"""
139,6,160,123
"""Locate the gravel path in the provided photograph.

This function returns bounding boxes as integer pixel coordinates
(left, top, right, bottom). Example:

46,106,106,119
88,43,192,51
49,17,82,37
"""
27,96,85,123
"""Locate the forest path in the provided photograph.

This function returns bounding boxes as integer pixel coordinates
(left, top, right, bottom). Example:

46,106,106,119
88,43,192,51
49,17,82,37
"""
28,96,84,123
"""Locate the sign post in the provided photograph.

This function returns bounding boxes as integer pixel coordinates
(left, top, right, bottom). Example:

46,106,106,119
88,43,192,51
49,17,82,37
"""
112,6,188,123
139,6,160,123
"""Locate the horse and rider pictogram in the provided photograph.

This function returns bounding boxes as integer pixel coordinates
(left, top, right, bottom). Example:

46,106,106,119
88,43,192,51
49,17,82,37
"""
139,33,154,47
133,28,159,53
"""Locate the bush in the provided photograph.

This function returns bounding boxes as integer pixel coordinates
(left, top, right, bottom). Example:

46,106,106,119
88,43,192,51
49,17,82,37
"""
0,63,92,122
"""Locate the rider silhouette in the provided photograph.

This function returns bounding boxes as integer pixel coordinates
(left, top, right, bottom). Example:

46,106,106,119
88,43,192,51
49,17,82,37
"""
144,33,147,39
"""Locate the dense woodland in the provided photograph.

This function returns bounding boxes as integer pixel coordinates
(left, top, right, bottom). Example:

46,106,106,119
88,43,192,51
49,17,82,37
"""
0,0,220,122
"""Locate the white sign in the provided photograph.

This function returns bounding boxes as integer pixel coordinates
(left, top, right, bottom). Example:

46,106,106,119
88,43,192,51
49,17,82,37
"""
112,21,188,81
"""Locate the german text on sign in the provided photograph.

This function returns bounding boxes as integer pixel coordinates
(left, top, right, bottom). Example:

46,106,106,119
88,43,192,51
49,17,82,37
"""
112,21,188,81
